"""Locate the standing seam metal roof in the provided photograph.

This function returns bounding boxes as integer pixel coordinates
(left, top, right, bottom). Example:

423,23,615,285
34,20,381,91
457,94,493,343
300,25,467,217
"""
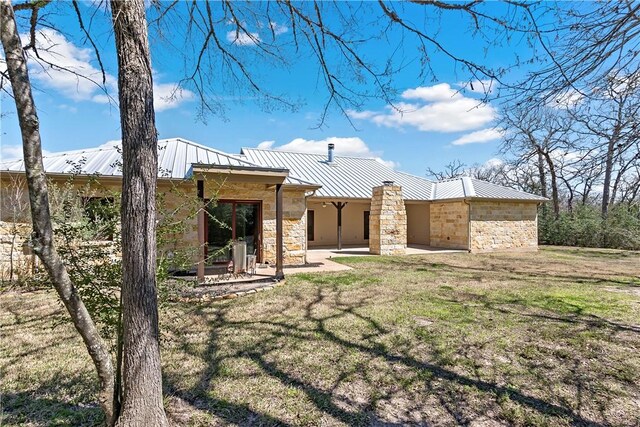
241,148,546,202
0,138,316,186
241,148,436,200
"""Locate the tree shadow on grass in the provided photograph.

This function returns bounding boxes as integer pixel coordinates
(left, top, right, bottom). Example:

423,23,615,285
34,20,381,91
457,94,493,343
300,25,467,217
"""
1,374,102,427
162,284,618,426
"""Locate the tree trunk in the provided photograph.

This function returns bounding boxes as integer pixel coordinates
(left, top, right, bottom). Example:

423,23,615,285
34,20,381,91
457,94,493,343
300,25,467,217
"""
536,150,548,199
541,151,560,217
0,1,116,424
560,176,574,214
110,1,168,425
601,137,616,218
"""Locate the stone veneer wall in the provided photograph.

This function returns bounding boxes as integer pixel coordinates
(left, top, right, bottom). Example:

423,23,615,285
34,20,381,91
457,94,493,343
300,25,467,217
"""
0,221,35,281
202,180,307,265
429,201,469,250
469,201,538,252
369,184,407,255
0,177,309,280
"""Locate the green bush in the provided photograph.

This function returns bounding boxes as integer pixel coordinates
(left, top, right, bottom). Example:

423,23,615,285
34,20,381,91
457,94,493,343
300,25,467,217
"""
539,203,640,250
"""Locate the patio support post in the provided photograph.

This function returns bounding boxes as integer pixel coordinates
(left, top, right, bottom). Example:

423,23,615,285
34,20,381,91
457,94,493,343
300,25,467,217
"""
197,179,205,284
332,202,348,250
275,183,284,280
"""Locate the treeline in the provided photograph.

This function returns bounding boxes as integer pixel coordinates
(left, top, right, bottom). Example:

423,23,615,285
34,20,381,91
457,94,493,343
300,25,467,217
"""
428,75,640,250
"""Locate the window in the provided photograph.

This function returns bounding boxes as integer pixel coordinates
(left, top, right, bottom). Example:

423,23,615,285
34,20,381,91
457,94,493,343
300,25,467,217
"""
307,210,315,241
364,211,370,240
206,200,261,263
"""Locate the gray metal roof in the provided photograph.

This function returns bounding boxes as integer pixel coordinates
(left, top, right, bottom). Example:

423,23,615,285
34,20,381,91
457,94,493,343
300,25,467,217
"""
0,138,315,186
0,138,545,201
241,148,436,200
242,148,546,202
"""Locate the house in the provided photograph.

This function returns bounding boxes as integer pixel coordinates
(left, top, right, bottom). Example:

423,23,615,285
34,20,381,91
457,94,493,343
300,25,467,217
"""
0,138,545,280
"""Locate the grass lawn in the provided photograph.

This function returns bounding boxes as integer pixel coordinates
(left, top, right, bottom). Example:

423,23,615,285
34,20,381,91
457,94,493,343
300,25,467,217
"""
1,247,639,426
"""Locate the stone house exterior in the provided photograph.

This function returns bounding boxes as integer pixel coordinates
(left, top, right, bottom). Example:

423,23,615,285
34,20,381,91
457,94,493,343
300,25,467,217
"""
0,138,545,280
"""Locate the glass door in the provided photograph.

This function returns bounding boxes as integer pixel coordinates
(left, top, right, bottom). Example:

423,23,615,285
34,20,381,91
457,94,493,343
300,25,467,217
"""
206,201,261,264
235,203,260,258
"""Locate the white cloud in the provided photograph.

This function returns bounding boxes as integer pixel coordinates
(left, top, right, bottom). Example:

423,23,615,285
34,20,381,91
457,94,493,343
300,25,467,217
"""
348,83,497,133
14,29,191,112
153,83,195,112
483,157,504,168
257,140,275,149
226,30,261,46
1,144,52,162
345,110,376,120
451,128,504,146
548,89,583,109
269,22,289,36
23,29,117,102
256,136,398,169
402,83,462,102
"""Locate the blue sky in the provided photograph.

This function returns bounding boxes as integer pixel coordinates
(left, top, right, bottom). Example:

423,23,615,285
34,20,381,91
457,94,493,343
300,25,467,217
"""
0,1,544,176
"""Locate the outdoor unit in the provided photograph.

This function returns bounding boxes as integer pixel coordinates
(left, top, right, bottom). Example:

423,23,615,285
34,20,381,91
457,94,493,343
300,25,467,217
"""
232,240,247,274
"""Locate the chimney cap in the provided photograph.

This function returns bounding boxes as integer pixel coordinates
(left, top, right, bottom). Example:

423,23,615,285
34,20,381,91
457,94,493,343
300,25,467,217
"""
382,180,394,186
328,143,335,149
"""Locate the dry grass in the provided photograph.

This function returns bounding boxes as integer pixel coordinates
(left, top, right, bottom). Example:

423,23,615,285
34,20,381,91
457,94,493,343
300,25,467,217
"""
1,247,639,426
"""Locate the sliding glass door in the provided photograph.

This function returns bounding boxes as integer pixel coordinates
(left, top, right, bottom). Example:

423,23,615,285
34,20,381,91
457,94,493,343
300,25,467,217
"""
206,200,261,264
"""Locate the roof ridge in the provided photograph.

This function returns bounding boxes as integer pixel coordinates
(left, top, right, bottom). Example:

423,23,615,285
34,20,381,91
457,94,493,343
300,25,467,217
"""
241,147,381,161
436,176,465,183
392,169,435,184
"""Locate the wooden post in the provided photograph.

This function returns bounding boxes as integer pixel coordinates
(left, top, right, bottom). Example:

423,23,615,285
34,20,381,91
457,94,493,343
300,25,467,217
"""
332,202,348,250
197,179,205,283
275,183,284,280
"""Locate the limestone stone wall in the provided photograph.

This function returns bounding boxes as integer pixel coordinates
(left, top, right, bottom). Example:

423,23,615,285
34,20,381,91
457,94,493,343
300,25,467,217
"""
369,184,407,255
0,221,35,281
203,179,307,265
469,201,538,252
0,176,308,279
429,201,469,249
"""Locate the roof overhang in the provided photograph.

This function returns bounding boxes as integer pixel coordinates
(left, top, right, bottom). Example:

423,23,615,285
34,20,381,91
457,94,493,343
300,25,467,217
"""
189,163,289,184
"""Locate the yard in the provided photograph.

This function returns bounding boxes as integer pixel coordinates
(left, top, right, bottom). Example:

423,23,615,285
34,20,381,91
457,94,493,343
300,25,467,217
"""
1,247,639,426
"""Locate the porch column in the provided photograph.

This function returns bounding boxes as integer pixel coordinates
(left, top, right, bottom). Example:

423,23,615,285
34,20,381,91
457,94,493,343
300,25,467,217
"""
275,183,284,280
332,202,347,250
370,181,407,255
197,179,205,283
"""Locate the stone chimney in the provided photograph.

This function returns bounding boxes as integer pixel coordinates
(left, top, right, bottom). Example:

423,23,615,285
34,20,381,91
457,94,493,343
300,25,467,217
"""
369,182,407,255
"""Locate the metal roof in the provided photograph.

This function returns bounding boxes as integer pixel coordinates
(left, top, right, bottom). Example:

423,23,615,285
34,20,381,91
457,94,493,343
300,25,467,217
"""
241,148,546,202
241,148,436,200
0,138,315,187
431,176,545,201
0,138,545,201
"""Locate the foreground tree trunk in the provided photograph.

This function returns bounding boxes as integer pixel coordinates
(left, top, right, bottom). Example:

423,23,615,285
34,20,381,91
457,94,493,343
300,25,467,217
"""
0,0,116,424
110,1,169,425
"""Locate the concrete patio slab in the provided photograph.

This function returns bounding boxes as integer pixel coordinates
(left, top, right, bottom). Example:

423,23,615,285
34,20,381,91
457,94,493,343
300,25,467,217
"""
307,244,466,263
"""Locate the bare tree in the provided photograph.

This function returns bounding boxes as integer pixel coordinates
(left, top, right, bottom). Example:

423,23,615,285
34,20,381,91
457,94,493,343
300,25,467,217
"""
569,74,640,217
426,159,468,180
109,0,169,425
500,105,573,217
0,1,117,423
519,1,640,103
